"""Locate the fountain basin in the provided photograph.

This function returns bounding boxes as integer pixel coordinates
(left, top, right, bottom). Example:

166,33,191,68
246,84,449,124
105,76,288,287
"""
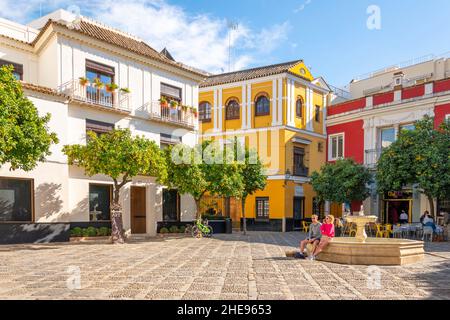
317,237,424,266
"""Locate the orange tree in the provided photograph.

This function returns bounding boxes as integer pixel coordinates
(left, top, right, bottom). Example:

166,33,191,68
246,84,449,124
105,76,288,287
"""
376,116,450,216
63,129,167,243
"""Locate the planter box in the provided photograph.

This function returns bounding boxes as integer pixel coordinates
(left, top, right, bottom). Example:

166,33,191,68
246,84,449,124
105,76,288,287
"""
70,236,112,244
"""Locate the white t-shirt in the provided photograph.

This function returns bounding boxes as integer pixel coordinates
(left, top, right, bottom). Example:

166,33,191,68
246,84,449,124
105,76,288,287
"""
423,216,434,225
400,213,408,220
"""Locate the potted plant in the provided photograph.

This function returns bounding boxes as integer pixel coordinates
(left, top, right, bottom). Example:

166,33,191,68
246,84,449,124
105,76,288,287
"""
105,82,119,92
93,78,104,89
120,87,131,94
169,100,178,108
79,77,89,87
191,107,198,117
181,105,188,112
159,96,168,107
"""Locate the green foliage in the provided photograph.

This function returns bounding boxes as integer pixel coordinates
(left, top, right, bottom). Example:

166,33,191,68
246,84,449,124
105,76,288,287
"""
164,140,243,217
311,158,372,205
235,142,267,200
70,227,83,237
169,225,179,233
97,227,111,237
0,65,58,171
376,116,450,214
178,226,186,233
85,227,97,237
63,129,167,185
160,227,169,234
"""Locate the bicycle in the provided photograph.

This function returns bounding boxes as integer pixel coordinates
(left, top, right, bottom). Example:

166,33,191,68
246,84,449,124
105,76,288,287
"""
186,218,213,238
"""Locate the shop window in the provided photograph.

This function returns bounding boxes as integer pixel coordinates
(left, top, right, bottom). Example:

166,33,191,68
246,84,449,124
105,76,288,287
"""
89,184,112,221
163,189,180,222
0,178,33,222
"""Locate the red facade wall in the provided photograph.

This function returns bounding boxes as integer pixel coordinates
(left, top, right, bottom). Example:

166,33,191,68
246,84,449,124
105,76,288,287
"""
434,79,450,93
373,92,394,106
435,103,450,127
402,84,425,100
327,120,365,164
328,98,365,116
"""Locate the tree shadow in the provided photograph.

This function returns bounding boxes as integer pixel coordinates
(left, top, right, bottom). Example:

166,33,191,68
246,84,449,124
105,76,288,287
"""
35,183,68,221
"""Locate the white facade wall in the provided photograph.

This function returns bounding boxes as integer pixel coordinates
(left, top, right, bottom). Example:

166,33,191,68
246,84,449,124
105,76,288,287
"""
0,15,200,236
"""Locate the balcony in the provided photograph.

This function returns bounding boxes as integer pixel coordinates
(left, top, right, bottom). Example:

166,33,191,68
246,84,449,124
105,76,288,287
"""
58,80,131,113
293,166,309,177
145,101,196,129
365,149,382,169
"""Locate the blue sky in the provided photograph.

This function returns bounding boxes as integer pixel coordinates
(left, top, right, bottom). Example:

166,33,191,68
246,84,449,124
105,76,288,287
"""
2,0,450,87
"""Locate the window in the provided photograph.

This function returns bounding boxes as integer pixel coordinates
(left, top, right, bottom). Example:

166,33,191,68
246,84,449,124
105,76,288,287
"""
86,119,114,136
329,134,344,160
0,59,23,80
255,94,270,116
160,133,182,149
318,142,324,153
315,105,321,122
225,99,240,120
161,83,182,102
400,124,415,132
199,102,212,122
380,127,396,149
86,60,115,105
445,114,450,123
293,147,308,177
0,178,33,222
296,98,303,118
256,197,269,220
89,184,112,221
163,189,180,222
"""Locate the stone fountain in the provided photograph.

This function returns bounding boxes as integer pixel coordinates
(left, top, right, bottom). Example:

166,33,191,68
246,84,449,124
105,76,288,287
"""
316,206,425,266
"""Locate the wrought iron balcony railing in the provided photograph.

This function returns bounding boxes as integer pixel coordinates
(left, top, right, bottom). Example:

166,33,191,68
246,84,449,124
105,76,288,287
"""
58,80,131,112
145,101,196,129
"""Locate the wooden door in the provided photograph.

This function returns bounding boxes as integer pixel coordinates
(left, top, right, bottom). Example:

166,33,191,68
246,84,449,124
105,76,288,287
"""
131,187,146,234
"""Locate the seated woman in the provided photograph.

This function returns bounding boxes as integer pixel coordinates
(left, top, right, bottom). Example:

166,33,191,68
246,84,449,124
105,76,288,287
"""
334,218,344,237
423,213,437,232
310,215,335,261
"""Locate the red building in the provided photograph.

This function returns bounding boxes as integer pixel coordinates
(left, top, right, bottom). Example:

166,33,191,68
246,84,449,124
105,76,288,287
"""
326,57,450,222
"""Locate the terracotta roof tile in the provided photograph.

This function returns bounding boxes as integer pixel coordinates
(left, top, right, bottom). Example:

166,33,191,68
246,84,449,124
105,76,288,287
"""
20,82,68,98
200,60,303,88
55,20,207,78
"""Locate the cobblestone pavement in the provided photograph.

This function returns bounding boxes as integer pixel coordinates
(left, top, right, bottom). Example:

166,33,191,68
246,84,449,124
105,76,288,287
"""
0,232,449,300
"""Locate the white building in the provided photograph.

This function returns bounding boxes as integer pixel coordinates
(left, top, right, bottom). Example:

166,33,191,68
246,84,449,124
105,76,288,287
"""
0,10,205,242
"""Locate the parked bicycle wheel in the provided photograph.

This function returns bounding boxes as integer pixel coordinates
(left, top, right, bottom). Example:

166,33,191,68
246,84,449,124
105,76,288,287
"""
184,224,193,235
192,226,202,238
203,225,214,238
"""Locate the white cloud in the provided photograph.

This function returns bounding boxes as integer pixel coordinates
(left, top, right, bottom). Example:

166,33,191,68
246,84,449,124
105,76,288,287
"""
0,0,291,73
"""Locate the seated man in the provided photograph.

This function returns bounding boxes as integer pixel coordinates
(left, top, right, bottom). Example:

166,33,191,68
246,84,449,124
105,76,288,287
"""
399,210,409,224
295,215,322,259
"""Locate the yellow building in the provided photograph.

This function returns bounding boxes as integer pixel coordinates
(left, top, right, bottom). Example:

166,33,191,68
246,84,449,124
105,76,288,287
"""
198,60,331,232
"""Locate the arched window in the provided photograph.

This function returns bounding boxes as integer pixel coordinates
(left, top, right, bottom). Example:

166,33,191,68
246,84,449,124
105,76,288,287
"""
255,94,270,116
199,102,212,122
225,98,240,120
296,98,303,118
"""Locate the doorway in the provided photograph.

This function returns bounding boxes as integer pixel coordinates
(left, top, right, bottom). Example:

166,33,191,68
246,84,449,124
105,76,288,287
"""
131,186,146,234
293,197,305,231
384,200,412,224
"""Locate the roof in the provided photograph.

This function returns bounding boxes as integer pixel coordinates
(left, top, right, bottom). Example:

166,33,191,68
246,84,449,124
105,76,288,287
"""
160,48,175,61
200,60,304,88
32,19,207,79
20,81,68,98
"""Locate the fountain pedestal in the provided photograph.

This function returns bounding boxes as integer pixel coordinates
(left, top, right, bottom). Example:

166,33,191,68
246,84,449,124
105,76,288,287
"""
345,215,377,243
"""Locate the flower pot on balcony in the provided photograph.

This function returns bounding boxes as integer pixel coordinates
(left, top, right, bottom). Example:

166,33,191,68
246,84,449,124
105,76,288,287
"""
79,77,89,87
120,87,131,94
159,97,168,108
169,100,178,109
105,83,119,93
93,78,104,89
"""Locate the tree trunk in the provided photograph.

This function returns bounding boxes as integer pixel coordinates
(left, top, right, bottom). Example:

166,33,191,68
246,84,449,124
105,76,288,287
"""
427,194,435,217
195,198,201,220
241,197,247,235
111,185,125,244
